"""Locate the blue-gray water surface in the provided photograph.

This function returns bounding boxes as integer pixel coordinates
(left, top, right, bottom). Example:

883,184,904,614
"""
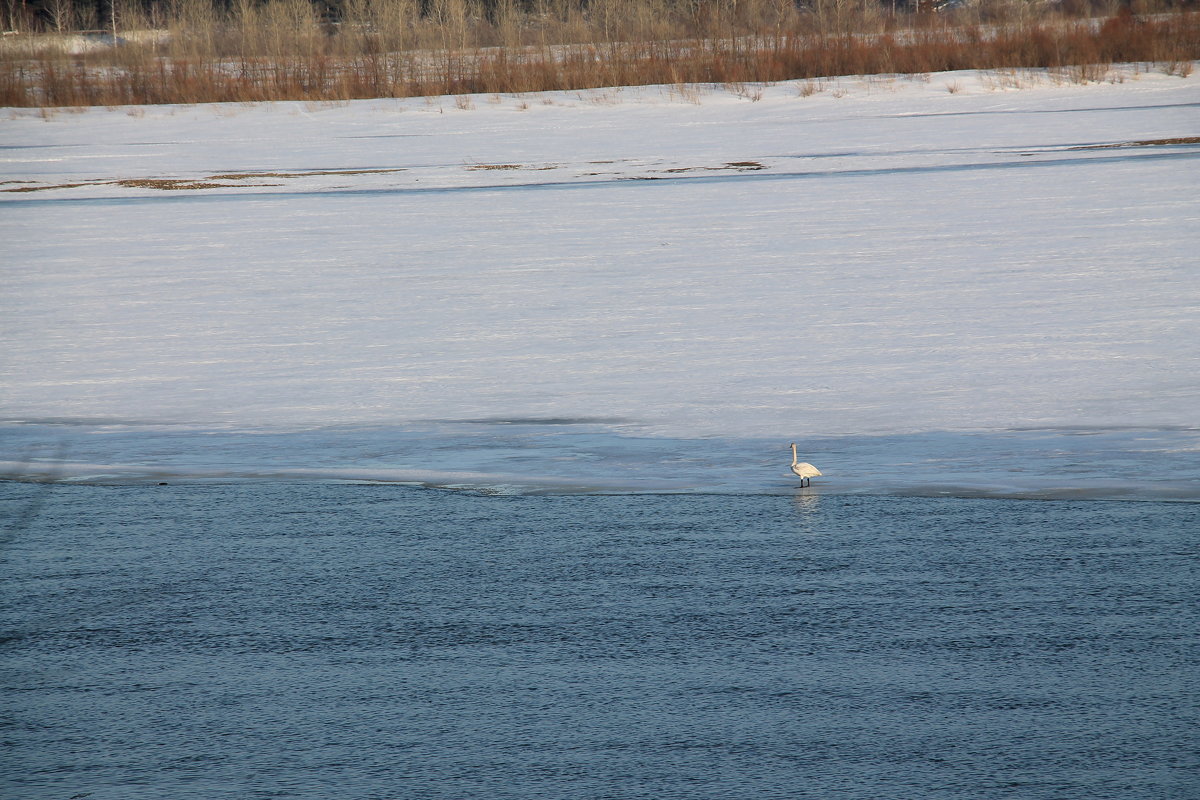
2,482,1197,799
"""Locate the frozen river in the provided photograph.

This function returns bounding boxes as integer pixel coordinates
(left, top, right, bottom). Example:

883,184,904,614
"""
3,68,1199,498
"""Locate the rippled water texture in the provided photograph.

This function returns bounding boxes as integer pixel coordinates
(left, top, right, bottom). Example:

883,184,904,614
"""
3,483,1196,799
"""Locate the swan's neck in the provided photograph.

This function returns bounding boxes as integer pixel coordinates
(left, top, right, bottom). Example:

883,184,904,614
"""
790,443,798,466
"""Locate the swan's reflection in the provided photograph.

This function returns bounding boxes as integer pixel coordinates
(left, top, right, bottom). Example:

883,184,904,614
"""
791,491,821,516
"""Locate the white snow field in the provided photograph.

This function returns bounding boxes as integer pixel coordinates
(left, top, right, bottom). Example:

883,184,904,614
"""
3,67,1199,498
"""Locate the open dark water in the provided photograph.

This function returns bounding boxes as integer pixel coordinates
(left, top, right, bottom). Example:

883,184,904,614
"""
2,482,1197,800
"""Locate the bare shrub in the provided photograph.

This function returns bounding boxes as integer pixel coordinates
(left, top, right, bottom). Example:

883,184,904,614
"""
797,78,826,96
1164,59,1193,77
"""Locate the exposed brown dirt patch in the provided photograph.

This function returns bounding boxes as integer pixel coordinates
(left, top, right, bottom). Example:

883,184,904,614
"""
659,161,766,174
207,168,406,180
2,182,91,192
1070,136,1200,150
116,179,243,190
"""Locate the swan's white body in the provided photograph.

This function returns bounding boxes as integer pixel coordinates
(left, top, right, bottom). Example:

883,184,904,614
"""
789,443,822,487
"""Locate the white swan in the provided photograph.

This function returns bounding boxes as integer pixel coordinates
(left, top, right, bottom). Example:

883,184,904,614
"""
789,443,822,487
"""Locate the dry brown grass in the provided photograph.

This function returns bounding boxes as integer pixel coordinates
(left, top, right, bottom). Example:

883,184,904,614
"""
1,0,1197,107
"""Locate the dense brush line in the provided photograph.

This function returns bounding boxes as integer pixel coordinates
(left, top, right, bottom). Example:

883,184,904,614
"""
0,0,1197,106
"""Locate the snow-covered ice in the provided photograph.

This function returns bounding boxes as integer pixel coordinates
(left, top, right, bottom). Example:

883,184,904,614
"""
3,68,1198,498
